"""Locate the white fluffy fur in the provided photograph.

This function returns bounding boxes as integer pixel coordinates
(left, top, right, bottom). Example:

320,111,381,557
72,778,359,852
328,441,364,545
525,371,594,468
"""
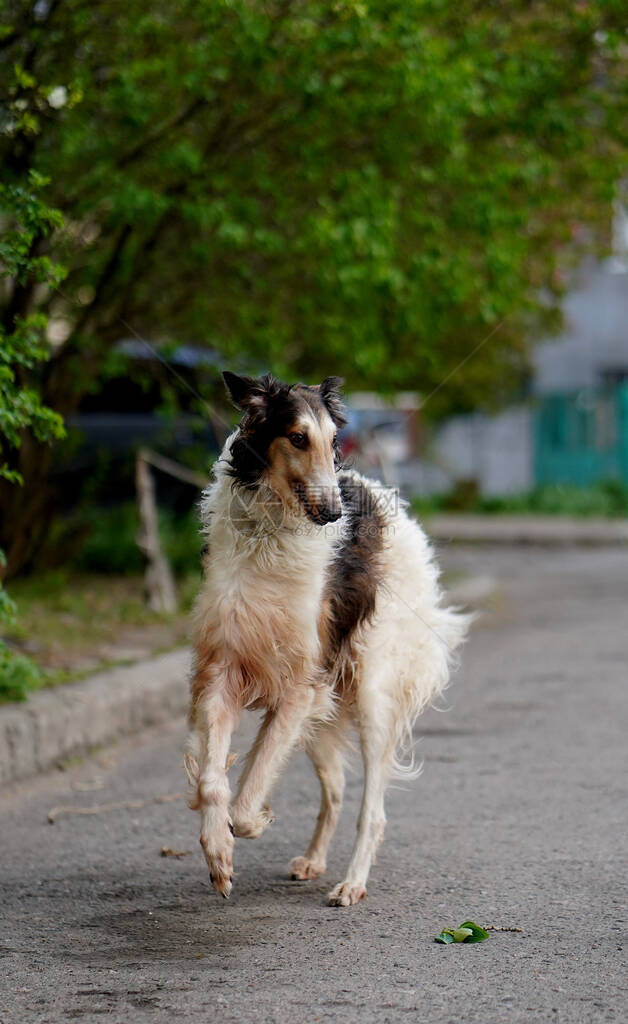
354,473,470,773
186,434,470,906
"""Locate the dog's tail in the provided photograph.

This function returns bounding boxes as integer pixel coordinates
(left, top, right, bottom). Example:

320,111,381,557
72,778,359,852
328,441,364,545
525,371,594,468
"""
390,602,475,779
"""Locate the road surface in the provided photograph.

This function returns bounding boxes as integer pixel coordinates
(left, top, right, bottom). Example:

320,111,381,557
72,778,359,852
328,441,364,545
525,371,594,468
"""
1,545,626,1023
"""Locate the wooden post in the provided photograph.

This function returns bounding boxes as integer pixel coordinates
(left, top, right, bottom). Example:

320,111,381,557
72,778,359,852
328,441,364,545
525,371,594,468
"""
136,450,177,614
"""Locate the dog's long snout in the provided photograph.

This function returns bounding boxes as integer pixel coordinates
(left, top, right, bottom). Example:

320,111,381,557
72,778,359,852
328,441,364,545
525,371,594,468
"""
295,480,342,524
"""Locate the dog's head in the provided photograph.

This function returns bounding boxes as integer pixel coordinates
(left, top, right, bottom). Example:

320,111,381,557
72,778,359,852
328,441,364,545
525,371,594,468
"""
222,371,347,525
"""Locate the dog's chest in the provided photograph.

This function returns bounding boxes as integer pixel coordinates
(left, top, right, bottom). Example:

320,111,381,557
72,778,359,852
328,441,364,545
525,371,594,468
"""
226,566,321,646
201,545,327,698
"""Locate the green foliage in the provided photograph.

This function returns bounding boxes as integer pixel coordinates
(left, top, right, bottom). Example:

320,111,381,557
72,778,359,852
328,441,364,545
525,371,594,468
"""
159,507,205,578
0,0,626,574
435,921,490,944
71,504,144,575
0,172,66,481
71,504,202,577
0,640,44,702
1,0,626,414
412,479,628,518
477,479,628,517
0,571,46,700
0,172,67,686
0,549,17,626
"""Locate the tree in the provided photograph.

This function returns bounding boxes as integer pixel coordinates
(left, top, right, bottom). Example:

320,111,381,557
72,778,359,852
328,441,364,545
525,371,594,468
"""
0,0,626,574
0,170,65,689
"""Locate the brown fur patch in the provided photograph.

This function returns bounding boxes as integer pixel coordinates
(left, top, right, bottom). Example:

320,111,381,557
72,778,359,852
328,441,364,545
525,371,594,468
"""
191,587,315,719
265,409,338,522
322,473,386,695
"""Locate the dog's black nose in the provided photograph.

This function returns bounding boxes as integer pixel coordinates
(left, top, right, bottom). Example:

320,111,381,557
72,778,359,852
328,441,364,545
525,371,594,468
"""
319,506,342,524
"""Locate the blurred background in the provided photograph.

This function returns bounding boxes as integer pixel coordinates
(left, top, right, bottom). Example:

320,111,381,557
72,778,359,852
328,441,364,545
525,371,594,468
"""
1,0,626,701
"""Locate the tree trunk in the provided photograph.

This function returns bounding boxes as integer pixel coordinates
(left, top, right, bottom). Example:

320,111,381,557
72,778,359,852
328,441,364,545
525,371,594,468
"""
0,436,56,579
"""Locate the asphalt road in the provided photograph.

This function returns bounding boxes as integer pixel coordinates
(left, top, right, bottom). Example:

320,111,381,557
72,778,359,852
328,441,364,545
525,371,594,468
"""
1,545,626,1023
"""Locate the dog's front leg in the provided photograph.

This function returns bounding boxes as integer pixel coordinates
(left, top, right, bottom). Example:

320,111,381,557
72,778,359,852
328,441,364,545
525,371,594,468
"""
189,695,239,898
231,686,317,838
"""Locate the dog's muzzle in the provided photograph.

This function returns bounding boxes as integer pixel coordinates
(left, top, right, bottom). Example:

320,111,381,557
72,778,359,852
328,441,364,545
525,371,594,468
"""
294,484,342,525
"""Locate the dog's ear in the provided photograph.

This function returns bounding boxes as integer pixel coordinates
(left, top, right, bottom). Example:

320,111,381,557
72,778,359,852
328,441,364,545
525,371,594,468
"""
319,376,347,428
222,371,278,417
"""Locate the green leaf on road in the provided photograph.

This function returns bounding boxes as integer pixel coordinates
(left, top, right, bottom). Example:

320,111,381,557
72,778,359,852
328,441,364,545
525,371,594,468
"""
435,921,490,944
460,921,490,942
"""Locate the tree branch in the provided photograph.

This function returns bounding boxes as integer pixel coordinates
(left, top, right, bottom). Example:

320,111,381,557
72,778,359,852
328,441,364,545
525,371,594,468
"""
117,96,208,169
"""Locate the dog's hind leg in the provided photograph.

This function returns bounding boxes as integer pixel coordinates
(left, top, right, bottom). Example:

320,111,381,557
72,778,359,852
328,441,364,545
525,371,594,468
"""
290,719,346,881
328,687,394,907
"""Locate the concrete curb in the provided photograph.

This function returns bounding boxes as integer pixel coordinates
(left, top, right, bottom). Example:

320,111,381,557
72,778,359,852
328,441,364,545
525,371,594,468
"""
0,648,190,786
425,514,628,545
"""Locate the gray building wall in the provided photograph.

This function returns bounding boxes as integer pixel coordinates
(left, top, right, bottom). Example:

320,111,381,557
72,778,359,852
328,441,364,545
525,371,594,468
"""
414,406,533,496
533,260,628,394
411,258,627,496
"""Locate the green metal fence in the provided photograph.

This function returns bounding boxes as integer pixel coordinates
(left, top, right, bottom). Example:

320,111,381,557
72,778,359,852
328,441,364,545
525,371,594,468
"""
534,385,628,486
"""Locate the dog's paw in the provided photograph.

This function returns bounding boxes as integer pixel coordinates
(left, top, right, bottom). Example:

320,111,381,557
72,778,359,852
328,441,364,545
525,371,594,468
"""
231,803,275,839
328,881,367,907
290,856,326,880
200,834,234,899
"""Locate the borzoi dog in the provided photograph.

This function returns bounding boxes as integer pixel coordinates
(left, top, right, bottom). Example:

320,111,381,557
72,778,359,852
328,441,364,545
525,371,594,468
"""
185,372,469,906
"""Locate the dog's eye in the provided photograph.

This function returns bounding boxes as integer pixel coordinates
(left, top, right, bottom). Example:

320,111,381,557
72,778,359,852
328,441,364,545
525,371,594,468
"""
288,432,308,450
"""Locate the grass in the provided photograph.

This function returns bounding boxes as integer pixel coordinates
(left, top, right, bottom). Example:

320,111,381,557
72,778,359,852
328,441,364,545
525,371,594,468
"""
412,479,628,519
1,569,201,704
1,502,205,705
